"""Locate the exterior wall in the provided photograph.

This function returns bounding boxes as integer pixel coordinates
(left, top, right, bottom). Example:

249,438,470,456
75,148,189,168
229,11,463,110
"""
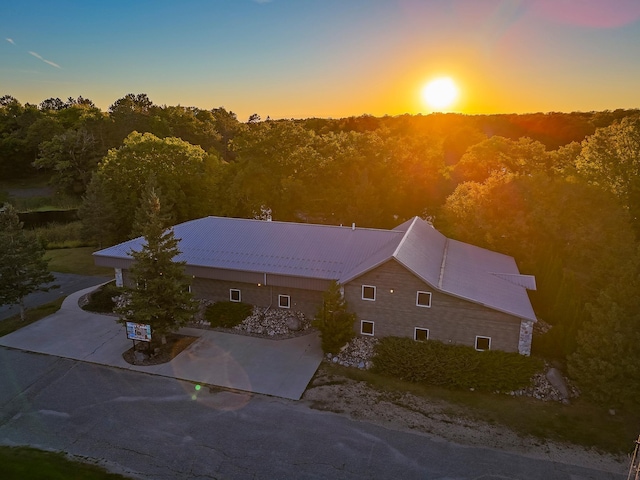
344,260,523,353
191,277,323,319
119,269,325,319
120,259,528,353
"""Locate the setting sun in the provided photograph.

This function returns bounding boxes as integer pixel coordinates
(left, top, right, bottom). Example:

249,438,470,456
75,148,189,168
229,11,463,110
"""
421,77,459,111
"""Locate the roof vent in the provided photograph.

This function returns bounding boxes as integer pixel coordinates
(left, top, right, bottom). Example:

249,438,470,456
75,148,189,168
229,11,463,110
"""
352,223,356,231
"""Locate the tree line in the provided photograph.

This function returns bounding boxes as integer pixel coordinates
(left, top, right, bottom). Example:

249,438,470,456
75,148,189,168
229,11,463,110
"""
2,92,640,408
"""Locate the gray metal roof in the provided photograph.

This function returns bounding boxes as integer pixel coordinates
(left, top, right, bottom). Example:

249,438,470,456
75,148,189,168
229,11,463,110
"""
438,239,536,321
95,216,404,280
94,215,536,321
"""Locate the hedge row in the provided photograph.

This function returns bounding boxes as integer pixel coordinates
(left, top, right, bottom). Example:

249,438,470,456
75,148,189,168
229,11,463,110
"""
372,337,543,392
204,301,253,328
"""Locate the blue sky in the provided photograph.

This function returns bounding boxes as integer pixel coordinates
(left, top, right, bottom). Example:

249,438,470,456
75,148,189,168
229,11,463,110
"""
2,0,640,120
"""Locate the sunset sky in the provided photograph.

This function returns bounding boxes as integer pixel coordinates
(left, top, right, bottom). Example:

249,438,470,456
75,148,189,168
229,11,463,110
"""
2,0,640,121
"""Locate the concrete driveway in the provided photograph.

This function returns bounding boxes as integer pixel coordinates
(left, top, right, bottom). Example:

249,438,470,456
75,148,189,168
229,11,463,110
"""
0,286,323,400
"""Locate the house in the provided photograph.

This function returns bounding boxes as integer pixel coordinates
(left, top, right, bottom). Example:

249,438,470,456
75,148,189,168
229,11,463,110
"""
93,216,537,355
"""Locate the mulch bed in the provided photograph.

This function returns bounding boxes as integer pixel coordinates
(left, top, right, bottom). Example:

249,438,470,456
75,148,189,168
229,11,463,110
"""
122,334,197,366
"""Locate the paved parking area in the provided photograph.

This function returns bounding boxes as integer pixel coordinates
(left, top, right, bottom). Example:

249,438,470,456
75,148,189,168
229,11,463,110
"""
0,287,323,400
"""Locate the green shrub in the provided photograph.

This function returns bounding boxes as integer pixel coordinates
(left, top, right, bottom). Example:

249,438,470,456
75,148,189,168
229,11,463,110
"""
204,301,253,328
83,282,122,313
372,337,543,392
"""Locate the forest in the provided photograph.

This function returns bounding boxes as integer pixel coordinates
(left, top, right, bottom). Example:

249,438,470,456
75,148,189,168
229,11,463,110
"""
2,92,640,408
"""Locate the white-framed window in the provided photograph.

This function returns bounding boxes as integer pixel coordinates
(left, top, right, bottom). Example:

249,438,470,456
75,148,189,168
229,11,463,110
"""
230,289,241,302
361,285,376,301
278,294,291,309
361,320,374,336
475,336,491,351
414,327,429,341
416,291,432,308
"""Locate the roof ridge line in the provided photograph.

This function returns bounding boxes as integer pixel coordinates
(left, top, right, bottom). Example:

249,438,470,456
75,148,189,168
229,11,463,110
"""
438,238,449,289
392,216,419,258
489,272,537,290
204,215,392,232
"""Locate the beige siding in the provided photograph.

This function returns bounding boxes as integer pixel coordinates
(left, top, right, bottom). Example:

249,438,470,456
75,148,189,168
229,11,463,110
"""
344,260,522,352
191,277,323,318
120,269,323,318
122,258,523,352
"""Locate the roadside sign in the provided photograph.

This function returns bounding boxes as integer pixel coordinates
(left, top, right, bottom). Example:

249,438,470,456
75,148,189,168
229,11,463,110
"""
125,322,152,342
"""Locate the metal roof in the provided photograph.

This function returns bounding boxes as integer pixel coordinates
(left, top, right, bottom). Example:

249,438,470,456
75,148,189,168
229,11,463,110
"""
438,239,537,321
95,216,404,280
94,215,536,321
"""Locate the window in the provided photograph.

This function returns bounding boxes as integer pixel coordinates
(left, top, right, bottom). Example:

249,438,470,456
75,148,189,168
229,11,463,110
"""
361,285,376,301
278,294,290,309
230,289,241,302
475,336,491,351
416,291,432,308
361,320,374,336
414,328,429,341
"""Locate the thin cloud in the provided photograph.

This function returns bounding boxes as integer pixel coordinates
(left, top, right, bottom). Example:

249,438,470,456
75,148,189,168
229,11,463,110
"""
28,50,61,69
43,59,61,68
253,0,272,3
6,38,15,45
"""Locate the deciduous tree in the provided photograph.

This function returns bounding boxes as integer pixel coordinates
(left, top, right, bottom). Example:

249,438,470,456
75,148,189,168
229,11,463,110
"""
568,252,640,408
34,128,103,194
80,131,220,245
453,136,550,183
576,115,640,234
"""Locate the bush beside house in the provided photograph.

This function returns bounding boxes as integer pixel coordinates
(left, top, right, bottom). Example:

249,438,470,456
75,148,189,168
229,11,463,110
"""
205,301,253,328
372,337,543,392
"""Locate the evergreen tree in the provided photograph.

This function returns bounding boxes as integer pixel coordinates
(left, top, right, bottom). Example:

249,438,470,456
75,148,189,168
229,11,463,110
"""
115,188,197,344
0,204,56,320
312,281,356,354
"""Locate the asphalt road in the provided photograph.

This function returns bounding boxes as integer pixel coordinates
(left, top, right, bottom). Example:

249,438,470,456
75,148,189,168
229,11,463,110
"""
0,348,624,480
0,273,109,321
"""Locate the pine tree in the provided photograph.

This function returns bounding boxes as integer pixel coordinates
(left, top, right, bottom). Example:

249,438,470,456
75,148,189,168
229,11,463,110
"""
115,187,197,344
0,204,56,320
312,281,356,354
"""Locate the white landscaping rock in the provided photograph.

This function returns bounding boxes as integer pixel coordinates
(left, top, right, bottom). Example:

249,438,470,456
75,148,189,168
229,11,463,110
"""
233,306,311,338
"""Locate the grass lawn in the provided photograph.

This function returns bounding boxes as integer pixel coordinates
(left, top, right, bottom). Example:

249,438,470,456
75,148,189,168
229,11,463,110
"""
0,174,52,191
330,364,640,454
0,298,64,338
0,446,130,479
45,247,113,277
